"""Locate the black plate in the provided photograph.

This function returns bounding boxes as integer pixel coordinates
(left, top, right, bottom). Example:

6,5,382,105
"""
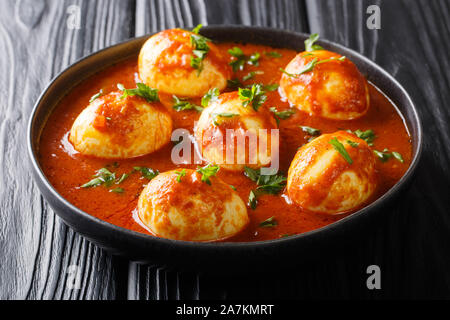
27,26,422,273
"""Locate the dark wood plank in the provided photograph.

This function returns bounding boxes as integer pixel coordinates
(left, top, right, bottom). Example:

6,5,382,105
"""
0,0,135,300
305,0,450,298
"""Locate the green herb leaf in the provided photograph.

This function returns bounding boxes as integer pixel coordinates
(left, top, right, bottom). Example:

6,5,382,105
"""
110,188,125,194
244,167,287,209
373,149,404,163
81,178,104,189
81,168,116,188
392,152,405,163
300,126,321,137
238,84,267,111
270,107,295,126
374,150,392,163
134,167,159,180
190,33,210,74
265,51,282,58
281,58,318,77
280,56,346,78
173,96,204,112
117,83,159,103
227,78,243,89
351,129,376,146
304,33,324,52
242,71,266,82
116,173,129,185
248,190,258,210
201,88,220,108
230,185,237,191
192,24,203,34
259,217,278,228
242,72,255,82
329,138,353,164
196,164,220,185
244,83,278,91
228,47,247,72
175,169,187,183
248,52,261,66
244,167,261,182
228,46,244,57
244,167,287,195
89,89,103,103
270,107,295,121
347,140,360,148
211,113,240,126
228,47,261,72
263,84,279,92
257,175,287,195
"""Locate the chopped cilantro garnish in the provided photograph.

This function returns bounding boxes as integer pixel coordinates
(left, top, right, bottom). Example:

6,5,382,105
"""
259,217,278,228
265,51,282,58
238,84,267,111
228,47,246,72
300,126,321,137
192,24,203,34
374,149,392,162
116,173,129,185
280,56,346,78
304,33,324,52
263,83,279,92
281,234,295,238
110,188,125,194
243,166,260,182
242,71,264,82
175,169,187,183
173,96,203,112
117,83,159,103
81,178,104,189
329,138,353,164
228,47,261,72
347,140,360,148
211,113,240,126
248,52,261,66
270,107,295,126
82,168,116,189
227,78,243,89
133,167,160,180
248,190,258,210
201,88,220,108
374,149,404,163
392,152,405,163
89,89,103,103
244,167,287,209
196,164,220,185
350,129,376,146
190,27,211,74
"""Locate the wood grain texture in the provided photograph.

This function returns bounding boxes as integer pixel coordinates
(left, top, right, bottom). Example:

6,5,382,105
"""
0,0,134,300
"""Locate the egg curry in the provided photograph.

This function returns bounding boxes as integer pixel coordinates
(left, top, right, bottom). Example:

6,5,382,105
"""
38,27,412,242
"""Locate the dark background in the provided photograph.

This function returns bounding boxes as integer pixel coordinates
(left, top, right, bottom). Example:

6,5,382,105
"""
0,0,449,300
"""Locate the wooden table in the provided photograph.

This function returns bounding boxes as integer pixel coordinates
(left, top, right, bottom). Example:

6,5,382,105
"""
1,0,449,300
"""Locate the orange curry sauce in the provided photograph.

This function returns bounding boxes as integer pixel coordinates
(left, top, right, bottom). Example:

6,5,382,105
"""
38,43,412,242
